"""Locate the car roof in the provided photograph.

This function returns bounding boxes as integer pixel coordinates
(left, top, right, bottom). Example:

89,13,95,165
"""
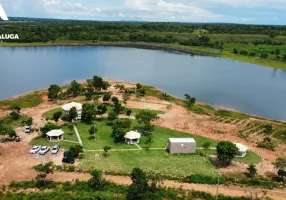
25,126,31,128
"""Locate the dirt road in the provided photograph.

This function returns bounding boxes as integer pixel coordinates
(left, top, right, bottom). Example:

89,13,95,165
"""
48,173,286,200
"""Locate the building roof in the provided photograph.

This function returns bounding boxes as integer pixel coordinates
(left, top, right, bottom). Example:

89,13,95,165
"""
124,131,141,140
169,138,196,143
235,143,248,152
61,102,82,111
46,129,64,137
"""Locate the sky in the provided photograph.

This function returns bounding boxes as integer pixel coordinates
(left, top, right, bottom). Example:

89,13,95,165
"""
0,0,285,25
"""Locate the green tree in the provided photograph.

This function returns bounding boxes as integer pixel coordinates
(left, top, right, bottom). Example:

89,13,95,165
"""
145,132,153,150
275,49,280,55
68,144,83,158
216,141,238,165
247,164,257,178
88,170,104,189
123,93,130,105
10,111,20,120
126,109,132,116
68,80,83,97
135,111,159,131
85,88,94,101
111,119,132,142
233,48,238,54
25,117,33,126
202,142,211,154
52,111,62,123
136,83,142,90
11,105,21,113
97,104,107,117
260,53,269,59
126,168,150,200
40,123,59,138
68,107,78,122
103,92,112,102
48,84,61,100
92,76,104,91
184,94,196,107
111,96,119,105
103,145,111,157
274,157,286,180
89,125,98,140
81,103,96,123
108,111,118,121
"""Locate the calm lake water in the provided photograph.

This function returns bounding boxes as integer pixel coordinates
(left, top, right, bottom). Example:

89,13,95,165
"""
1,46,286,120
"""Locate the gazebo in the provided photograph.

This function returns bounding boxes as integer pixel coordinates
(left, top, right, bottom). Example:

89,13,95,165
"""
124,130,141,144
235,143,248,157
46,129,64,142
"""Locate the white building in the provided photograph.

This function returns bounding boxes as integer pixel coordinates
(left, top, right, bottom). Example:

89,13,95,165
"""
61,102,82,115
167,138,196,154
124,130,141,144
235,143,248,157
46,129,64,142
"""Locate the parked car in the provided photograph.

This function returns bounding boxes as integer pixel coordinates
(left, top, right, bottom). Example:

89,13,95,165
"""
15,136,21,142
51,145,60,154
25,126,31,133
38,146,50,155
62,151,74,164
30,146,41,154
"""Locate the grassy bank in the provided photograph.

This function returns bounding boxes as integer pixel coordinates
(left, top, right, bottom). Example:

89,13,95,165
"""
1,41,285,70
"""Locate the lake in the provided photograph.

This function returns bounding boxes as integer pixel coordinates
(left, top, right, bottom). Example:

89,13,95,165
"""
1,46,286,121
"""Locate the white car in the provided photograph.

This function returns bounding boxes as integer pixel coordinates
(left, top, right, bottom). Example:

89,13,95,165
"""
25,126,31,133
51,145,60,154
30,146,41,154
38,146,50,155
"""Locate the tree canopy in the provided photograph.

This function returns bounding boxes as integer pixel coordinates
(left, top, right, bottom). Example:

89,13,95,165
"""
216,141,238,165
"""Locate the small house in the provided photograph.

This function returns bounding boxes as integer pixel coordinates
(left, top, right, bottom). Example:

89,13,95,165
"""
167,138,196,154
46,129,64,142
61,102,82,115
235,143,248,157
124,130,141,144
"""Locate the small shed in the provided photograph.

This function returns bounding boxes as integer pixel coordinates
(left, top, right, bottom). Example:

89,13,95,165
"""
46,129,64,142
167,138,196,154
61,102,82,115
235,143,248,157
124,130,141,144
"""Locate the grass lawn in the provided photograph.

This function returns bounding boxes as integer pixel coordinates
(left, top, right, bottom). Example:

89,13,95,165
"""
30,125,79,149
44,108,62,119
30,137,77,150
0,91,43,109
75,119,218,150
80,150,218,178
233,150,262,164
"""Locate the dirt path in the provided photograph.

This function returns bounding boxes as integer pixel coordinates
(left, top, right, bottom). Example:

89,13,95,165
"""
48,173,286,200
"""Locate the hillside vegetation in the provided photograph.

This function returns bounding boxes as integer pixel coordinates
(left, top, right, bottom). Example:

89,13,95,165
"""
1,21,286,69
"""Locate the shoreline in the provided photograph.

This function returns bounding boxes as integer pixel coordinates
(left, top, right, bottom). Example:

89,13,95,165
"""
1,41,285,70
0,42,216,57
1,79,285,124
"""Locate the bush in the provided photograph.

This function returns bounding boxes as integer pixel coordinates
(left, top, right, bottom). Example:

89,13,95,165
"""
257,137,276,151
233,48,238,54
108,111,118,121
68,144,83,158
9,111,20,120
263,124,273,134
239,50,248,55
184,174,221,184
260,52,269,59
248,52,256,57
